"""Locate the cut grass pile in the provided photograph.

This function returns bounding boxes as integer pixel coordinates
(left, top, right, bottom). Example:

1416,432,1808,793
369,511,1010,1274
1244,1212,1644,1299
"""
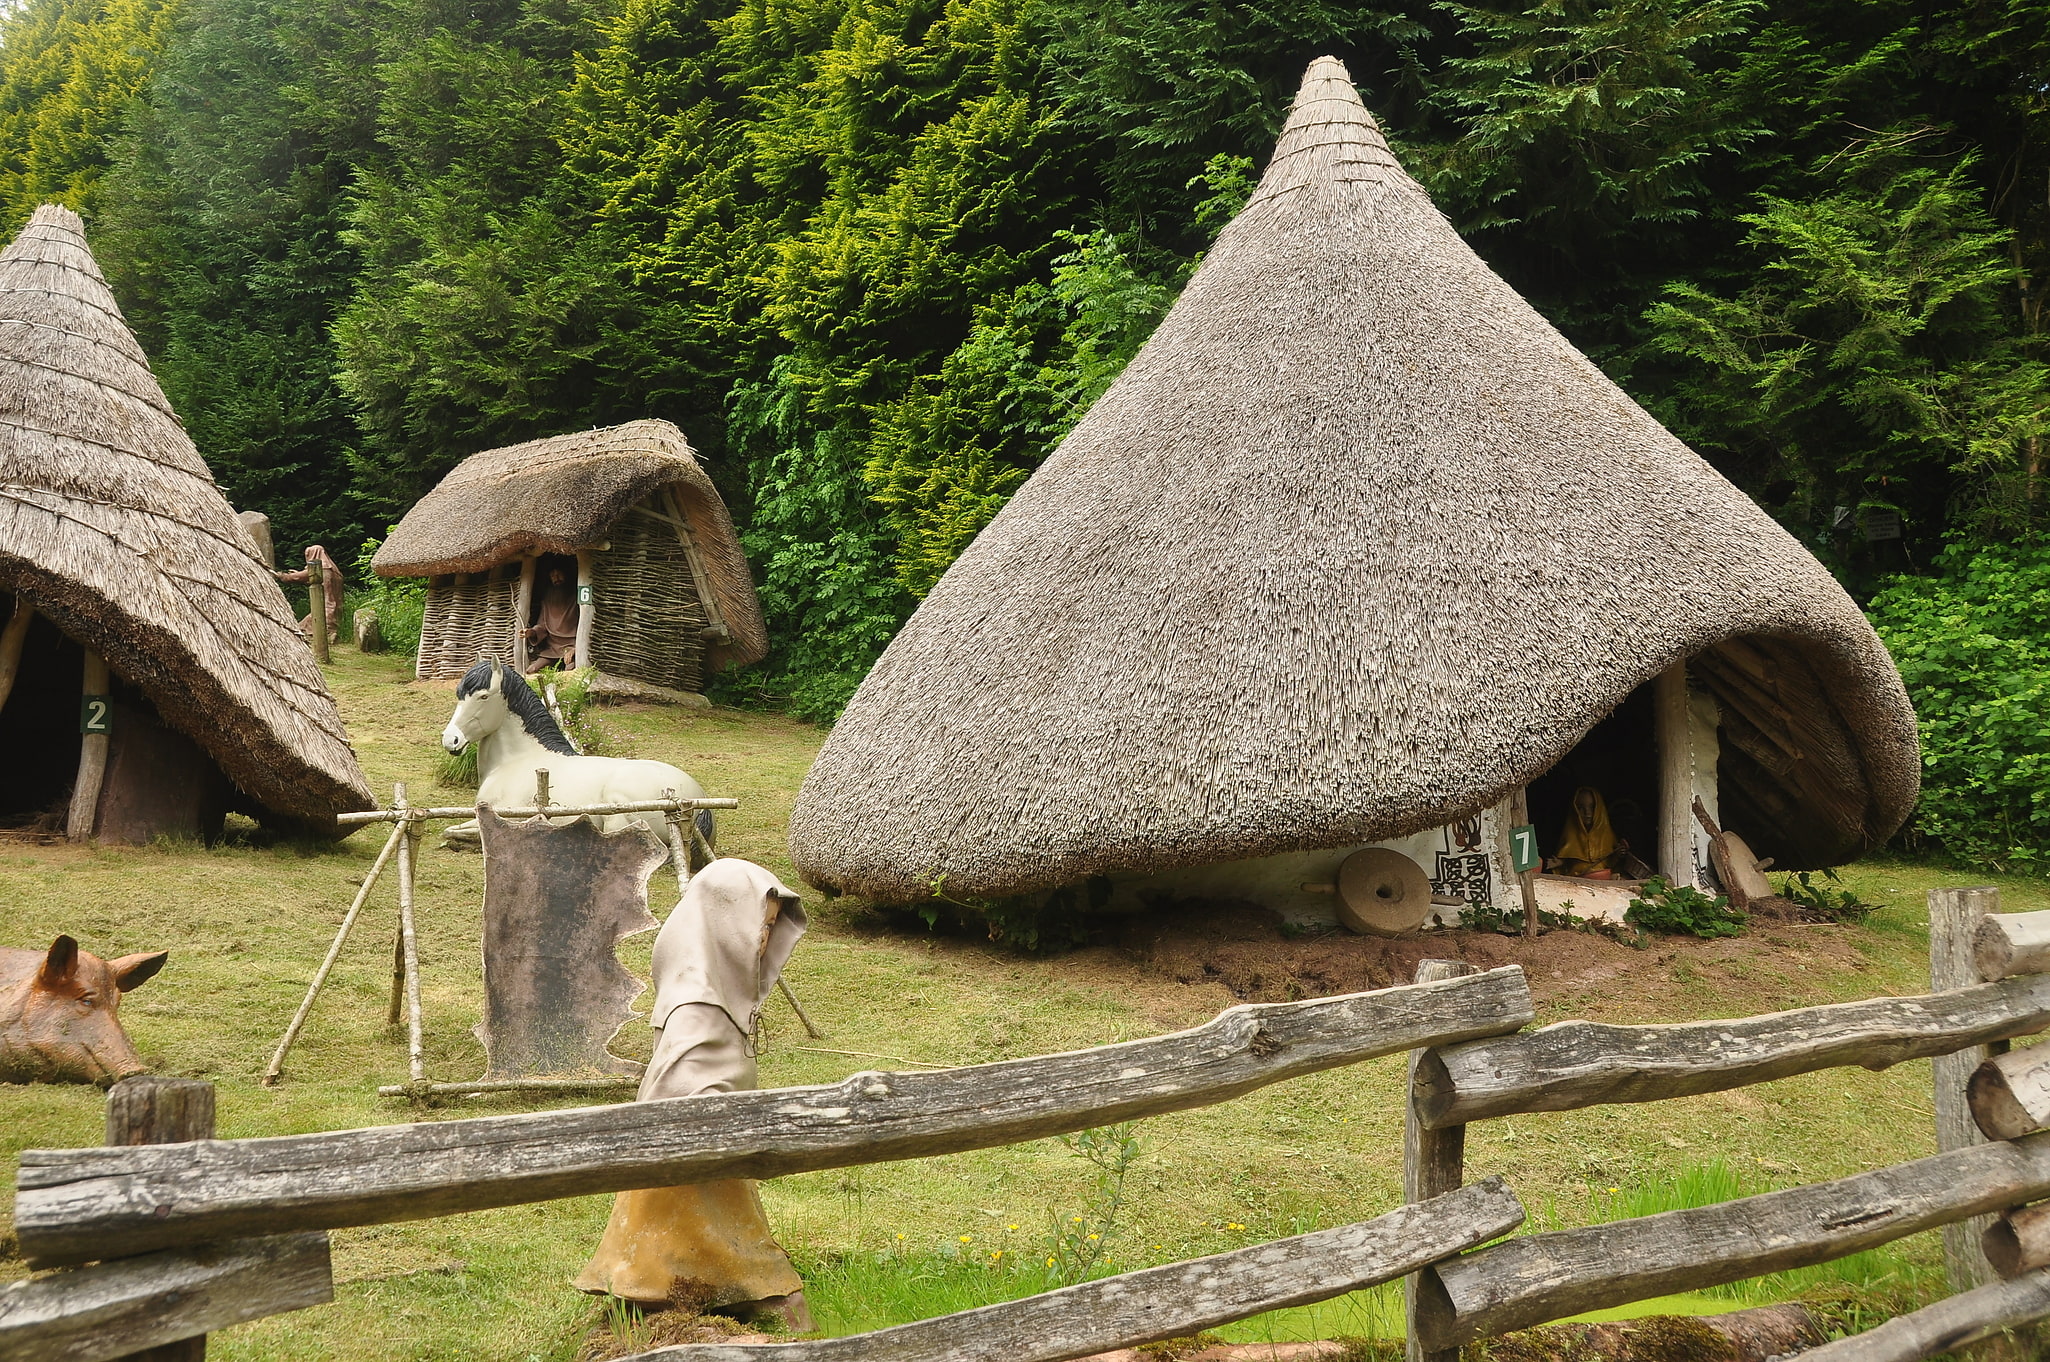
0,646,2022,1358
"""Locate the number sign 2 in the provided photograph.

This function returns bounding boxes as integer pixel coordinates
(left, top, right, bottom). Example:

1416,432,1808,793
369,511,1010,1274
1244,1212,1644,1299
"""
1509,824,1539,874
80,695,113,735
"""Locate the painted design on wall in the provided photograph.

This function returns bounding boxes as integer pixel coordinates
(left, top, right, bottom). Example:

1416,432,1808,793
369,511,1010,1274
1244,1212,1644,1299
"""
1433,851,1492,902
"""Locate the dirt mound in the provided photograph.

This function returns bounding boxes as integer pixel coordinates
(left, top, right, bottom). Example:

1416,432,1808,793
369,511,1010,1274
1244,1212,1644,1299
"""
1105,899,1874,1015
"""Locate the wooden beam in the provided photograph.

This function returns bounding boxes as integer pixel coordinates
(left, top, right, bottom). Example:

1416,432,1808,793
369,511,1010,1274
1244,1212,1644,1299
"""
1934,885,2002,1293
67,650,108,842
1970,1046,2050,1141
0,599,32,716
1414,973,2050,1128
1406,961,1477,1362
1984,1201,2050,1279
616,1179,1525,1362
1977,911,2050,982
337,797,737,825
572,550,594,669
1414,1131,2050,1347
15,967,1536,1266
0,1233,332,1362
1655,660,1693,884
1785,1267,2050,1362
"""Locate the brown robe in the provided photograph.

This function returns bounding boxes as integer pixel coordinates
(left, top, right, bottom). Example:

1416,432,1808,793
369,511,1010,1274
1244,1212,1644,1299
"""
576,859,808,1308
527,582,579,668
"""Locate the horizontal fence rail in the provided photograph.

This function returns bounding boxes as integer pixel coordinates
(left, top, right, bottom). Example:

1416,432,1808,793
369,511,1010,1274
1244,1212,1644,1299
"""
1415,973,2050,1128
622,1179,1525,1362
1416,1131,2050,1347
0,1232,330,1362
13,967,1535,1266
1792,1265,2050,1362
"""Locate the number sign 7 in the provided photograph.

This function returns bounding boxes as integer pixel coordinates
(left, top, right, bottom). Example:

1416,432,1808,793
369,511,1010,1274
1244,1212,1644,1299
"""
1509,824,1539,874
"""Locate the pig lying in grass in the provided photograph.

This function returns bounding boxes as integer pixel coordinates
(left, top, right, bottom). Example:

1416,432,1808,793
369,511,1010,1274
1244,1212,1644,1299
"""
1,935,166,1086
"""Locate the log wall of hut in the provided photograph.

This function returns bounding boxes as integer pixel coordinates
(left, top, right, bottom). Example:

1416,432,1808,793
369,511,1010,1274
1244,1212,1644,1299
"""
1692,637,1875,871
587,497,709,695
416,563,522,680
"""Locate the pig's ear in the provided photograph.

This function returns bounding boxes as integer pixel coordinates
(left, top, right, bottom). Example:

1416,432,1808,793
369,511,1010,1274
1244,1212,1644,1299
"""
38,935,78,988
110,952,168,992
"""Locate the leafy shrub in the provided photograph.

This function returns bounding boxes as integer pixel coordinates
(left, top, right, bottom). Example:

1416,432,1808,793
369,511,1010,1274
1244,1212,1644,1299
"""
1625,876,1746,938
351,533,425,660
1868,540,2050,870
1779,868,1874,922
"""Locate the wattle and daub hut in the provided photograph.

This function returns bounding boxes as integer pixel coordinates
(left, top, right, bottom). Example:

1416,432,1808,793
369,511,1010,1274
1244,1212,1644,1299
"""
0,206,371,841
372,420,767,703
788,58,1920,926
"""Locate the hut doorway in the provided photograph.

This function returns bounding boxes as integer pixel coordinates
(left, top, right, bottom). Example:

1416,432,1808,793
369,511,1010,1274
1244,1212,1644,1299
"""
0,591,231,842
1526,681,1660,878
0,599,84,830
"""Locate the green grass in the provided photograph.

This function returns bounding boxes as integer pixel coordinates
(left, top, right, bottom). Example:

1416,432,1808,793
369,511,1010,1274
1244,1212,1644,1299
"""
0,645,2023,1356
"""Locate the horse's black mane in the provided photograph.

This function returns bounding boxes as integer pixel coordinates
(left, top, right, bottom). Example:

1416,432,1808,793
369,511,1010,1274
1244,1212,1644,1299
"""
457,659,577,756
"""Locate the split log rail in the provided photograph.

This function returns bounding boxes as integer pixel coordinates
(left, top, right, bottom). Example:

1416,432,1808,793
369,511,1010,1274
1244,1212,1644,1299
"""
14,891,2050,1362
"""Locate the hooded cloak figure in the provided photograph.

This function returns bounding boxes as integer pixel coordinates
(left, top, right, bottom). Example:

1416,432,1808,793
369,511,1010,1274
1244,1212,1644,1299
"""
577,858,811,1327
1554,786,1627,878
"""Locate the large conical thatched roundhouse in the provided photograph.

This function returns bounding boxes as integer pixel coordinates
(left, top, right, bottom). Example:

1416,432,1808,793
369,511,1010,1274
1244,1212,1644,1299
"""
0,205,371,841
373,420,766,703
788,58,1919,925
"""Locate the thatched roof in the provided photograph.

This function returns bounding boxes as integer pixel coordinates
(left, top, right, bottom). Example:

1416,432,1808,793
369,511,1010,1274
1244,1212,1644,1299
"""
0,205,371,830
787,57,1920,904
371,419,767,668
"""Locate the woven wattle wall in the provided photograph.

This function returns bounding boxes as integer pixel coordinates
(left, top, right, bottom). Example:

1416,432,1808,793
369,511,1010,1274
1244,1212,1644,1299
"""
417,565,521,680
588,503,707,694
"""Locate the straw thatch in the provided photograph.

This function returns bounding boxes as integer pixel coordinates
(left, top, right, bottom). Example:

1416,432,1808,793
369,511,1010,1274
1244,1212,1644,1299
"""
787,57,1920,904
0,205,371,830
371,419,767,670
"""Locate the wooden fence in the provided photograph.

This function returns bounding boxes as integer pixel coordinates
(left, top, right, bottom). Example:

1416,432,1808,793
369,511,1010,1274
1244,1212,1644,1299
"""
11,890,2050,1362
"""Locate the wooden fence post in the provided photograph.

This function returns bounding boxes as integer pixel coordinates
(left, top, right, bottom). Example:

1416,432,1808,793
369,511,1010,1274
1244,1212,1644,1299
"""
305,555,329,663
108,1076,216,1361
1407,958,1479,1362
1936,885,2005,1292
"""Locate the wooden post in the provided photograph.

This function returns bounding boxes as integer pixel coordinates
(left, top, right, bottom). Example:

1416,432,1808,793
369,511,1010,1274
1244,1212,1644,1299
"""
68,650,109,842
305,555,329,664
572,551,594,670
108,1076,216,1361
396,784,424,1085
0,599,32,716
1936,885,2005,1292
1656,660,1693,885
513,557,535,672
386,923,405,1030
1508,787,1540,937
1407,958,1479,1362
534,768,551,816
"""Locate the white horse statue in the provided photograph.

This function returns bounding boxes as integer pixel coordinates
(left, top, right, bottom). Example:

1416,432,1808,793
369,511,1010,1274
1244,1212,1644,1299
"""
441,660,713,864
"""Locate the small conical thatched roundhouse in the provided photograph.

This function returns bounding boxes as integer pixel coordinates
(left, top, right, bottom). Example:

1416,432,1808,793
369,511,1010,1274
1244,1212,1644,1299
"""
788,58,1919,923
0,205,371,841
373,420,766,702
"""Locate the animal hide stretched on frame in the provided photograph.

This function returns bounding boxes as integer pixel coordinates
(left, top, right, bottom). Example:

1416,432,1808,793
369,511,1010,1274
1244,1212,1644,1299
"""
474,805,668,1080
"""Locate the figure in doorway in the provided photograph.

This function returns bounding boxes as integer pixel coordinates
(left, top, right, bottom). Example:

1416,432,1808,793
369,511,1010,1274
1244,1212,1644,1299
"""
524,564,579,673
1550,785,1633,879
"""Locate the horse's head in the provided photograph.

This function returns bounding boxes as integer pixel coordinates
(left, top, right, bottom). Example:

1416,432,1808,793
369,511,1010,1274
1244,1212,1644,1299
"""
444,660,509,753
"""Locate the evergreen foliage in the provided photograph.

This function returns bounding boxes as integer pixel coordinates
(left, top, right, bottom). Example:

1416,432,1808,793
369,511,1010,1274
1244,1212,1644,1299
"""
0,0,2045,858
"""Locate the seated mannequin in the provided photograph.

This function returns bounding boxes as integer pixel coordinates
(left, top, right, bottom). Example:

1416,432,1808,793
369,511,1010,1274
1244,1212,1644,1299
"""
1547,785,1633,879
524,565,579,673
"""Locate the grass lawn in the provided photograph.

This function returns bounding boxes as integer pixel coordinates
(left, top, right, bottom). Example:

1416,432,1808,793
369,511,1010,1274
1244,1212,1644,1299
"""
0,646,2027,1358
